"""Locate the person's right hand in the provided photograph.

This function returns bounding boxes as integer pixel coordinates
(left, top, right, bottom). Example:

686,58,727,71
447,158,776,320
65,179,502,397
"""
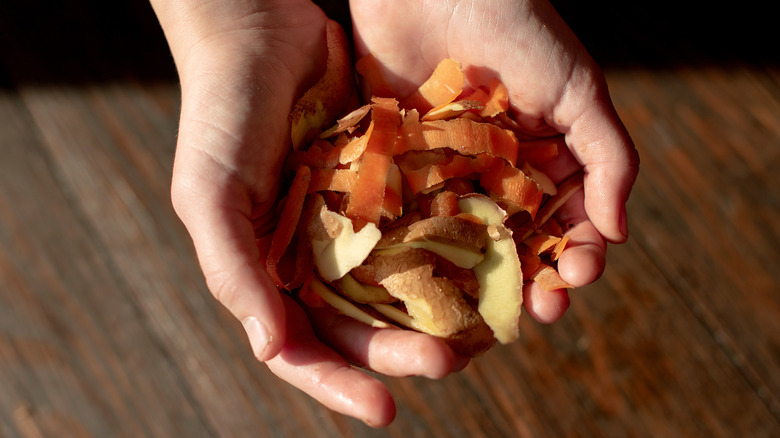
350,0,640,322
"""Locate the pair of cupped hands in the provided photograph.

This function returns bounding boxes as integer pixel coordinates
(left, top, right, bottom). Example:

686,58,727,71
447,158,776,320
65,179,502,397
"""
150,0,638,427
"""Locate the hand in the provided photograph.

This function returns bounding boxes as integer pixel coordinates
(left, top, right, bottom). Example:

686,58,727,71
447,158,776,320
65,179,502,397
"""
350,0,640,323
150,0,464,427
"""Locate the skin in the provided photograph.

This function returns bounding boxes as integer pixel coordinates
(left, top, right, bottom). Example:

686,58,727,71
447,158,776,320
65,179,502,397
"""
149,0,639,427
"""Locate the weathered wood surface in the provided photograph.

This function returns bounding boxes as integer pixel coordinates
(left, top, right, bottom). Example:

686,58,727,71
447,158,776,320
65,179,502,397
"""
1,1,778,437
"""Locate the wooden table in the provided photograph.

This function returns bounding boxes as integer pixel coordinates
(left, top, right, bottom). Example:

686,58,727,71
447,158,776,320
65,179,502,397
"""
2,1,778,437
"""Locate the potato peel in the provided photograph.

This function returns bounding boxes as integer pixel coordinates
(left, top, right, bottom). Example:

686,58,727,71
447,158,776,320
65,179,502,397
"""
289,22,354,150
308,279,394,328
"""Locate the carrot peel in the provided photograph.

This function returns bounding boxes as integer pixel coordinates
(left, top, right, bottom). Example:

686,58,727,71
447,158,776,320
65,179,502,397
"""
266,165,312,288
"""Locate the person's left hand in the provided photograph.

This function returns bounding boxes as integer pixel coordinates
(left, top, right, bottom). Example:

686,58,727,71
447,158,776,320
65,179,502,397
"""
151,0,466,427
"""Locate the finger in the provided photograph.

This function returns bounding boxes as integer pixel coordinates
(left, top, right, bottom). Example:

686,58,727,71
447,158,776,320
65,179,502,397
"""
171,149,286,362
523,282,570,324
305,305,469,378
523,178,606,324
554,189,608,287
558,91,640,244
266,295,396,428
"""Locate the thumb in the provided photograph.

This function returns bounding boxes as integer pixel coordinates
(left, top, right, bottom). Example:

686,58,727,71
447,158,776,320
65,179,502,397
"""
171,150,287,361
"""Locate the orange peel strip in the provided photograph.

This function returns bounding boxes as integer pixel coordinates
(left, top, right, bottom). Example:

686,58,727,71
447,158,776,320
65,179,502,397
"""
524,234,562,255
533,170,585,229
480,78,510,118
338,134,369,165
519,251,542,281
396,117,520,167
320,104,371,138
308,169,358,193
552,235,569,261
422,100,484,122
345,97,401,224
462,87,490,107
402,58,464,114
479,160,544,219
530,263,574,291
402,153,503,194
266,165,311,288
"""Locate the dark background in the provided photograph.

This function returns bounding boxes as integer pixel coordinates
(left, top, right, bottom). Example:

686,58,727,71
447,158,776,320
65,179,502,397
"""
1,1,776,88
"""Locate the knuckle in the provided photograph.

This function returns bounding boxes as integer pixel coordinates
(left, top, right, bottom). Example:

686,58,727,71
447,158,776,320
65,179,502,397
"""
205,269,239,310
170,174,195,219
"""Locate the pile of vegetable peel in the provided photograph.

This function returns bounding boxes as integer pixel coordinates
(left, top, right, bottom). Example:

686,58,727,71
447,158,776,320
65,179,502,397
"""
268,39,582,357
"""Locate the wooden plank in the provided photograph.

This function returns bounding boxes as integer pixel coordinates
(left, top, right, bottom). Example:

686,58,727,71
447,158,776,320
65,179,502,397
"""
0,89,213,437
607,65,780,417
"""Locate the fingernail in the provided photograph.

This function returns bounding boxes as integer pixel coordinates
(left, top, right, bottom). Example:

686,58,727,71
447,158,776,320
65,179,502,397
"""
618,207,629,240
242,316,272,361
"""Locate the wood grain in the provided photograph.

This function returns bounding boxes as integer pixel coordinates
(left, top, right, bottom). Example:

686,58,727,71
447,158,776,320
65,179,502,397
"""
1,1,779,437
